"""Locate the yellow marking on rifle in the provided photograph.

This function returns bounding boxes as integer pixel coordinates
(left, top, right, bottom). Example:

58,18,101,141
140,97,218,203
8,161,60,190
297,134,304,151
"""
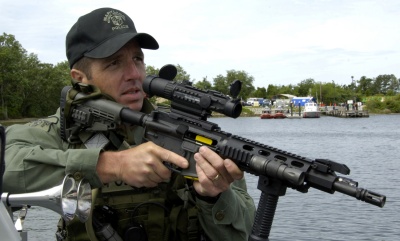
196,135,212,145
184,176,199,181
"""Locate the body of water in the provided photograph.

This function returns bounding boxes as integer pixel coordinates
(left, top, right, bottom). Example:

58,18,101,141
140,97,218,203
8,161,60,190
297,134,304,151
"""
12,115,400,240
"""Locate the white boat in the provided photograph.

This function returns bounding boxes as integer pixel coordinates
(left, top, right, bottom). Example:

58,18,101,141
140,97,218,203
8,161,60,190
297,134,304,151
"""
303,102,320,118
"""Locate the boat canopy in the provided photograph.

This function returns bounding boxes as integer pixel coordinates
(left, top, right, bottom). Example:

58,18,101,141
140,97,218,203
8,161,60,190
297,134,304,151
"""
291,97,316,106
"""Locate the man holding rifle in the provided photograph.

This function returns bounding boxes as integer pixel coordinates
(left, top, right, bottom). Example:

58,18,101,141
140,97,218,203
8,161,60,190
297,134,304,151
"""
4,7,255,241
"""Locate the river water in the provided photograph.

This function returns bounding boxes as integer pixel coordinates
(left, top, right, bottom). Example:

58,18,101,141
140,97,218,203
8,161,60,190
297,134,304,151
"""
19,115,400,241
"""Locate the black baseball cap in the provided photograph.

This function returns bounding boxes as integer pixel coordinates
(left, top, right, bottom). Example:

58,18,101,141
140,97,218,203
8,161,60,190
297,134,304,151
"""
66,8,159,68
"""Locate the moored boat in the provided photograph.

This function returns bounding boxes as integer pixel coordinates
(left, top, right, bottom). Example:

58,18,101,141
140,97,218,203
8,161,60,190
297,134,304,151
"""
260,109,287,119
260,113,274,119
303,102,320,118
274,112,287,119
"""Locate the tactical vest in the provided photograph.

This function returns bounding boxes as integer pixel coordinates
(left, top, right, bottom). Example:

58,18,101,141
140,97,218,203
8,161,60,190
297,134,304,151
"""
57,173,202,241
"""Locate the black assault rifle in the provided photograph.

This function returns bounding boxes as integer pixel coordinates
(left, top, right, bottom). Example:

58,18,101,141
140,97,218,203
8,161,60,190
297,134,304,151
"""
60,65,386,241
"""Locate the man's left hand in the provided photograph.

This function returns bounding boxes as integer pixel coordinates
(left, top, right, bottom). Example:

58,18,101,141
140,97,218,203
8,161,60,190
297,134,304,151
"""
193,146,244,198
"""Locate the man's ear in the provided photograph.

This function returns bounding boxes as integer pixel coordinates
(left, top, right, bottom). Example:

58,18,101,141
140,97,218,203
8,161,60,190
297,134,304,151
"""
70,69,86,83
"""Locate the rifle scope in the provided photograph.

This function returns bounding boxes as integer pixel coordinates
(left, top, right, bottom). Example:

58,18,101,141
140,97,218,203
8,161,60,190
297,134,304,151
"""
143,75,242,118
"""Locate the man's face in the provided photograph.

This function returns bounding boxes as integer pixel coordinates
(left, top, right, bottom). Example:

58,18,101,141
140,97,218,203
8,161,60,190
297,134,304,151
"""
82,41,146,111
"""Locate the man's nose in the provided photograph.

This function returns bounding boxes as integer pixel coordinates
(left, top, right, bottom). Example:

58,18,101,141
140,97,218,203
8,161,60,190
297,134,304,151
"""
126,61,141,79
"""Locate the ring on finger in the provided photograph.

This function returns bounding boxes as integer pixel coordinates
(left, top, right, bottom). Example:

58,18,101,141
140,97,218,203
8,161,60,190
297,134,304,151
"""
212,174,220,182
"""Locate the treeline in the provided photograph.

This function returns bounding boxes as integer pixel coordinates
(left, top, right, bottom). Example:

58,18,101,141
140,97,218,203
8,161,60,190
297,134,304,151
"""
1,33,400,119
1,33,71,119
261,76,400,112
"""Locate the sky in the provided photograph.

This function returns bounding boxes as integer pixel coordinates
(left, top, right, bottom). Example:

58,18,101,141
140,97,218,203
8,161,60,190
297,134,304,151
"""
1,0,399,88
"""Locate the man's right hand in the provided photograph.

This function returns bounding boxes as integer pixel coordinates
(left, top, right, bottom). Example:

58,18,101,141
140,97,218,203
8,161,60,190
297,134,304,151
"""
96,142,188,187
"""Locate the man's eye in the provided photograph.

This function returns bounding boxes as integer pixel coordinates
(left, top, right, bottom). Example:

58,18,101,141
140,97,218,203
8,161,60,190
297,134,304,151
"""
133,57,144,63
110,60,118,66
105,60,119,68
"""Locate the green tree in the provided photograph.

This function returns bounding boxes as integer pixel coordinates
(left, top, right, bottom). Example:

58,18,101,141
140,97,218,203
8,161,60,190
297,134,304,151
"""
385,96,400,113
373,75,383,94
19,54,44,117
0,33,73,119
194,77,212,90
297,78,315,96
266,84,279,99
146,65,159,76
174,64,191,83
16,54,68,117
54,60,73,86
318,82,336,105
36,61,70,116
0,33,27,119
375,74,399,95
253,87,267,98
279,84,297,96
358,76,373,96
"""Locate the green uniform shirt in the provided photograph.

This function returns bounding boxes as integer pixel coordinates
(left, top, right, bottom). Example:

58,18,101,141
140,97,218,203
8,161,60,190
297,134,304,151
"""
4,101,256,241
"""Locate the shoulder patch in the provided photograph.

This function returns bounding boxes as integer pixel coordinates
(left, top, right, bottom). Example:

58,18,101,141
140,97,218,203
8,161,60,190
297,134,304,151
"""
27,116,59,132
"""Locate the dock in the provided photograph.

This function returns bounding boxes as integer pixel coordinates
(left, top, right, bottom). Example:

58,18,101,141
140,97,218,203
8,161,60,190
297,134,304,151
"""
245,106,369,118
247,107,310,119
321,107,369,118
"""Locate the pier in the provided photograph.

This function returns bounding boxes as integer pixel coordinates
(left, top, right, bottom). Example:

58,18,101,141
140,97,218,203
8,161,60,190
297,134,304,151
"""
244,106,369,118
321,107,369,118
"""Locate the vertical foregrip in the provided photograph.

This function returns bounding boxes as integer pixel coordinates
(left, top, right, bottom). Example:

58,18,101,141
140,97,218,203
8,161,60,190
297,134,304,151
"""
249,192,278,241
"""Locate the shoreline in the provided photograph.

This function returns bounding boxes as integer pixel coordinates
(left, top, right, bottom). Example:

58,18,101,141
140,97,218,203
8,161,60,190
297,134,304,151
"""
1,111,399,126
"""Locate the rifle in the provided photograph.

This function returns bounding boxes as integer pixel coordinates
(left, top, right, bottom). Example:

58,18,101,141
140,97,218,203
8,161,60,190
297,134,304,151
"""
60,65,386,241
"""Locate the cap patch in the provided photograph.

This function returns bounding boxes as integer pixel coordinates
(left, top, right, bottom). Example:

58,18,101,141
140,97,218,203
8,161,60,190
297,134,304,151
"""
104,10,129,31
